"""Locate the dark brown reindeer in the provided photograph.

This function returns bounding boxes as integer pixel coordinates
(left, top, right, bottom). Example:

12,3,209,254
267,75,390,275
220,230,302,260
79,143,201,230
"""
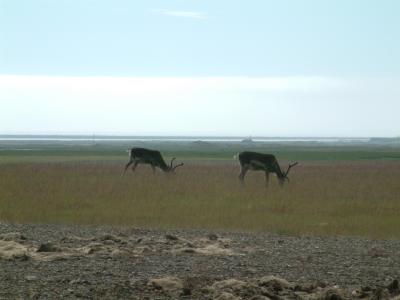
237,151,298,187
124,148,184,174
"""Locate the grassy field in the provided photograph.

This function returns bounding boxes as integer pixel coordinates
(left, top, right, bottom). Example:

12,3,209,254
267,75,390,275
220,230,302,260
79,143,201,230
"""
1,146,400,238
2,139,400,163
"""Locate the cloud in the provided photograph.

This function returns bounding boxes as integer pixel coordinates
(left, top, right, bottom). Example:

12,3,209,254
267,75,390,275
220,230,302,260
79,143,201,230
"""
0,75,343,95
153,9,207,19
1,75,399,136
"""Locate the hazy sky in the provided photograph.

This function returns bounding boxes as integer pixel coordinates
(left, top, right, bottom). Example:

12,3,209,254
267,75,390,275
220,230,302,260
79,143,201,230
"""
1,0,399,136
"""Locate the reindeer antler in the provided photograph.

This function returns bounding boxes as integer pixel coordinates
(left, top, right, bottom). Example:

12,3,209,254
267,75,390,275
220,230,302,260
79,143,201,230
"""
284,162,298,177
170,157,176,169
169,157,184,171
172,162,184,171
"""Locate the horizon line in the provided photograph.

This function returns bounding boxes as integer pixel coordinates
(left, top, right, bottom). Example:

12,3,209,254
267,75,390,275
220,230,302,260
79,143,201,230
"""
0,133,397,139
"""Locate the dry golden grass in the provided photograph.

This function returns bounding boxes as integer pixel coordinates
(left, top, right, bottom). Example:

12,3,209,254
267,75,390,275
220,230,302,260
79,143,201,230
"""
1,160,400,239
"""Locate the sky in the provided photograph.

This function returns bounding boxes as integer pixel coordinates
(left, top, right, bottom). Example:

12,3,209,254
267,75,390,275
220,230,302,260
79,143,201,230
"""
1,0,399,137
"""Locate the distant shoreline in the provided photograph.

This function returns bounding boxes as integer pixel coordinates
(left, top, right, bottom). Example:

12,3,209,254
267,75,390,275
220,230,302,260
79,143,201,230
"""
0,134,373,143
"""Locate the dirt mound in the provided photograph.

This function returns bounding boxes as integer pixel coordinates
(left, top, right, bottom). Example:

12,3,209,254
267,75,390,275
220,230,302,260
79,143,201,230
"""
166,234,236,256
0,240,30,260
204,277,399,300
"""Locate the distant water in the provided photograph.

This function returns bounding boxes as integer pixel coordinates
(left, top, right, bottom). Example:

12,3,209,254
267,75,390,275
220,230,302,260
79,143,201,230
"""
0,135,370,143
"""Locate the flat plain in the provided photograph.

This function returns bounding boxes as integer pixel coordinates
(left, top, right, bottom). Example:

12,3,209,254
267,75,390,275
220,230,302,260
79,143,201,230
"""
1,139,400,299
1,139,400,239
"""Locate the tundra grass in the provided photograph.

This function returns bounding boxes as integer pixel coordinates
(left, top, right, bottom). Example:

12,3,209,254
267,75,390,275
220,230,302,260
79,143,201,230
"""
1,147,400,163
1,161,399,239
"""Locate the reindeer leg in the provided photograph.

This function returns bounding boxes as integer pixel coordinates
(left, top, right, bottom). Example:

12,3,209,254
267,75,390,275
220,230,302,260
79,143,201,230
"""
238,165,248,186
131,161,139,172
265,171,270,187
150,164,156,174
124,160,134,174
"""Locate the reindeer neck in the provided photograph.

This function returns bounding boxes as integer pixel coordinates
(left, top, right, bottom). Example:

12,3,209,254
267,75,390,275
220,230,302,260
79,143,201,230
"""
274,161,286,179
158,161,170,172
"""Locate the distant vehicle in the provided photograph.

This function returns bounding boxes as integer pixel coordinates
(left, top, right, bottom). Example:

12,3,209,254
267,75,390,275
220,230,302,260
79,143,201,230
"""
124,148,184,174
237,151,298,187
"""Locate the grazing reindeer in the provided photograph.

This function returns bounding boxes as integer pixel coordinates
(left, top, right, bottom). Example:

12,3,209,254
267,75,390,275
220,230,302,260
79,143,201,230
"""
124,148,184,174
237,151,298,187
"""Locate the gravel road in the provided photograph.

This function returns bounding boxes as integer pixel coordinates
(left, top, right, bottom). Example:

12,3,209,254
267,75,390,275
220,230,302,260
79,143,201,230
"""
1,223,399,299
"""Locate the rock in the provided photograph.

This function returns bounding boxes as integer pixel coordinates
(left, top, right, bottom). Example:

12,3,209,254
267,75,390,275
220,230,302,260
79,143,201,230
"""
258,276,292,291
133,246,152,254
165,234,179,241
99,234,122,243
294,291,312,298
25,275,37,281
387,279,399,293
37,242,61,252
295,281,327,293
250,296,271,300
171,243,234,256
148,276,184,292
0,232,26,241
0,240,30,260
180,248,196,254
185,241,196,248
208,233,219,241
212,279,247,292
70,278,90,285
320,288,345,300
259,287,281,300
79,242,104,254
372,287,390,299
110,249,130,258
351,289,362,297
215,292,241,300
181,287,192,296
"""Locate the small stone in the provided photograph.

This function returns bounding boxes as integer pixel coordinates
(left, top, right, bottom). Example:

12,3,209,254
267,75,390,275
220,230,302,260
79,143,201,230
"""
208,233,218,241
182,248,196,253
37,242,60,252
215,292,241,300
351,289,362,297
70,278,90,285
322,288,344,300
212,279,247,291
25,275,37,281
149,276,184,292
165,234,179,241
181,287,192,296
258,276,292,291
250,296,271,300
98,234,122,243
387,279,399,293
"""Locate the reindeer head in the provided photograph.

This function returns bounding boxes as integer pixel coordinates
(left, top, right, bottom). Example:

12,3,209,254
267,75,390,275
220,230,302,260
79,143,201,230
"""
168,157,184,173
278,162,299,186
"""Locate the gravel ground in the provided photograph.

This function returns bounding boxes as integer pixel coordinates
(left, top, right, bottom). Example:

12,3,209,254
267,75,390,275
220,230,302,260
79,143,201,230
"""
1,223,400,299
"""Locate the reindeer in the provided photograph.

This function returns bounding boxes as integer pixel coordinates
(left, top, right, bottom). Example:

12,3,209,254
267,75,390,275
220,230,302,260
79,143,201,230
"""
237,151,298,187
124,148,184,174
